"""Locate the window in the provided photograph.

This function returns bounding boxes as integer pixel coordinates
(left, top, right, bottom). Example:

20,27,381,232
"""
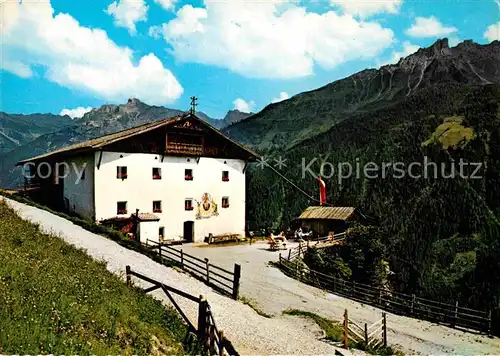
185,199,193,211
222,196,229,208
159,227,164,238
152,167,161,180
153,200,162,213
117,166,128,179
185,169,193,181
222,171,229,182
117,201,127,215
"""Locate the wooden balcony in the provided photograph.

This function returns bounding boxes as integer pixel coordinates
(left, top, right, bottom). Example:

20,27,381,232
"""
166,143,203,156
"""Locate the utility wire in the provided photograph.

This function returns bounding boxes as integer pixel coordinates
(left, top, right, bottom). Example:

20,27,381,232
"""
263,158,377,222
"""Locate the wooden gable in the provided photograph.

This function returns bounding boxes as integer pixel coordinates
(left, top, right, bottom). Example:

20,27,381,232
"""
102,116,256,161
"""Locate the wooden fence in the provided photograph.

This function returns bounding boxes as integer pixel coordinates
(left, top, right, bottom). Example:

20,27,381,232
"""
146,240,241,300
342,309,387,350
278,253,492,334
126,266,238,356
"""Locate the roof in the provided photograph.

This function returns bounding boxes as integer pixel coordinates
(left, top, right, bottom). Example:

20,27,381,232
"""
136,213,160,222
298,206,355,221
16,113,258,165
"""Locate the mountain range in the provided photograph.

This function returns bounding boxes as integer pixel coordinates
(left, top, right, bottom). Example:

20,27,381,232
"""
0,99,251,187
224,38,500,152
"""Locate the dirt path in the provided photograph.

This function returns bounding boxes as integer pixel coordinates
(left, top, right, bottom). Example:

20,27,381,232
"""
176,242,500,355
3,198,345,355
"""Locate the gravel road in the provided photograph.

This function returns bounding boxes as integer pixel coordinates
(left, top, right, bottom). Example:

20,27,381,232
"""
175,242,500,355
3,198,345,355
5,197,499,355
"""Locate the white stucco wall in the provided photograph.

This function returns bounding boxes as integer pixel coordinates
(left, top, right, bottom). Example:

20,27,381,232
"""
93,151,246,242
138,220,160,244
62,155,95,219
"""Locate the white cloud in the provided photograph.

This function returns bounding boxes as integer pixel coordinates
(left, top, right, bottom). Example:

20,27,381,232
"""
272,92,290,103
154,1,394,79
2,59,33,78
330,0,402,17
1,1,183,105
406,16,457,38
484,22,500,42
148,25,163,39
105,0,148,35
154,0,177,11
448,36,461,47
379,41,420,66
233,98,254,113
60,106,93,119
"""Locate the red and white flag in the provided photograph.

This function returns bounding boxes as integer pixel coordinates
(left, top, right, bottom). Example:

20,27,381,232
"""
316,177,326,206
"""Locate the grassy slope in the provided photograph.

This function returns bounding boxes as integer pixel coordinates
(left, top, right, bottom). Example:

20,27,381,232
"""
0,199,187,355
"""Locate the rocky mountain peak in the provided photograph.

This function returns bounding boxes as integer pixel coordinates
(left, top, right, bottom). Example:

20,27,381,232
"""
127,98,143,106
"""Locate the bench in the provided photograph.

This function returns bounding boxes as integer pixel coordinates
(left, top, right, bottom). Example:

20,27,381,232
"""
207,233,242,244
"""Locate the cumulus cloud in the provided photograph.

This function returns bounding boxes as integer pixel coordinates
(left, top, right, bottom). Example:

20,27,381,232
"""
330,0,403,17
60,107,93,119
153,1,394,79
379,41,420,66
233,98,254,113
154,0,177,11
272,92,290,103
105,0,148,35
406,16,457,38
484,22,500,42
1,1,183,105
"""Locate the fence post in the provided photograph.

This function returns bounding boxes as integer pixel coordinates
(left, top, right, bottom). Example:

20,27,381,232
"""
288,248,292,260
488,310,492,337
198,296,207,345
209,324,216,355
382,312,387,347
411,294,415,314
205,258,210,284
232,264,241,300
454,300,458,327
158,245,162,259
279,253,282,266
343,309,349,349
364,323,368,345
218,330,224,356
180,249,184,269
126,265,131,285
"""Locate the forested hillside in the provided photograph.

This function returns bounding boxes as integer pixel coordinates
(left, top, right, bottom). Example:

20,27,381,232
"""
246,83,500,312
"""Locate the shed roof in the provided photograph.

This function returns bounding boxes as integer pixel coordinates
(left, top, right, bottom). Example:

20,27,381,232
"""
298,206,355,221
16,113,258,165
136,213,160,222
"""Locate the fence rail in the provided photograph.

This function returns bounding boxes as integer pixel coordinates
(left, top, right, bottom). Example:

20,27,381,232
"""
342,309,387,350
126,266,238,356
278,253,491,334
147,239,241,300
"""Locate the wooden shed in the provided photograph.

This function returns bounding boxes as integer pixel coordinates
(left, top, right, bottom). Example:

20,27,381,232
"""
297,206,355,236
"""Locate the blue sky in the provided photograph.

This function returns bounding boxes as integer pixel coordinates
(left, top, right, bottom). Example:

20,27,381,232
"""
1,0,499,119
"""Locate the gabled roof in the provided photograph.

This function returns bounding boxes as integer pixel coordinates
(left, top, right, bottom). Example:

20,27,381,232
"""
298,206,355,221
16,113,258,165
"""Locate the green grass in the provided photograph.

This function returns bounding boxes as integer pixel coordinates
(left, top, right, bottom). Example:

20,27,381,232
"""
282,309,343,341
0,192,178,269
239,296,272,318
0,199,191,355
